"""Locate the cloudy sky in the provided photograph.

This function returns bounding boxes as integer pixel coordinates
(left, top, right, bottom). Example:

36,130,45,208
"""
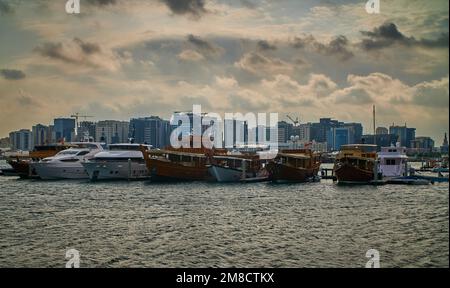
0,0,448,143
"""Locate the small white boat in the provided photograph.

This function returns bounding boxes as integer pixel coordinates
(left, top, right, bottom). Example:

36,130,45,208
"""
377,144,408,178
208,154,268,183
82,144,151,181
31,142,104,180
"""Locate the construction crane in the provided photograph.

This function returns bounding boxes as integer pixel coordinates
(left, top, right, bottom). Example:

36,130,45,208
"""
286,114,300,126
71,113,94,134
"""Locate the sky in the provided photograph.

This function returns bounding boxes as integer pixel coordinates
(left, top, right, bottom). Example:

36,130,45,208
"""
0,0,448,144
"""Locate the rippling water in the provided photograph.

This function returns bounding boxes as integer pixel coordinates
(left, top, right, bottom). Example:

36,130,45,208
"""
0,170,448,268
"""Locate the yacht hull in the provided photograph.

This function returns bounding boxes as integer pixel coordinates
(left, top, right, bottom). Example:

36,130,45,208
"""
208,164,265,182
82,161,149,181
31,162,89,180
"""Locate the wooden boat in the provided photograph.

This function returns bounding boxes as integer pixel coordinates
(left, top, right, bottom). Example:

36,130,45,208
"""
141,146,222,181
7,144,74,179
208,153,269,182
266,149,321,183
333,144,378,184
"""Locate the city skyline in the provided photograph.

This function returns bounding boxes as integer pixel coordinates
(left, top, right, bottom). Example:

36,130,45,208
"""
0,0,448,142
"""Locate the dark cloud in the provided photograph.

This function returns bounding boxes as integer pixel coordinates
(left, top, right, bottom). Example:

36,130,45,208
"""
87,0,117,5
35,38,101,63
257,40,277,51
240,0,256,9
161,0,206,18
360,22,449,50
0,0,12,14
34,42,70,62
292,35,354,61
0,69,26,80
73,38,101,54
187,34,223,56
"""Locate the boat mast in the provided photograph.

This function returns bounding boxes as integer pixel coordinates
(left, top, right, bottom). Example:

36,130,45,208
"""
373,105,376,146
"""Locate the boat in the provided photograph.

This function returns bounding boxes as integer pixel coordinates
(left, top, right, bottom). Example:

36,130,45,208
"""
31,142,104,180
208,152,269,183
333,144,378,184
7,144,75,179
377,144,408,178
266,149,321,183
141,146,217,181
82,144,152,181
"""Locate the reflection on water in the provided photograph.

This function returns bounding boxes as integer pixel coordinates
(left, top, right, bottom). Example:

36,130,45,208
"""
0,174,448,267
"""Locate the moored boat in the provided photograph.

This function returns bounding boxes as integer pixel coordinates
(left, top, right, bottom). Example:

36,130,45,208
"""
266,149,321,183
7,144,75,179
141,146,217,181
31,142,104,180
333,144,378,184
208,152,269,183
82,143,151,181
377,144,408,178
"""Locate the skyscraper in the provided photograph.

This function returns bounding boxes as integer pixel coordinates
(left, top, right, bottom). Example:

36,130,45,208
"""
9,129,32,151
95,120,129,144
54,118,76,142
130,116,170,148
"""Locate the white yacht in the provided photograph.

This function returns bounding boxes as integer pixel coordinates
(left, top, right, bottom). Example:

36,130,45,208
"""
82,144,152,181
377,144,408,178
31,142,104,180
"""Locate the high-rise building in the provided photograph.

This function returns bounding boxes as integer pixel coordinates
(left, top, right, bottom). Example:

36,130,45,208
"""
32,124,53,147
77,121,96,141
9,129,32,151
295,123,311,142
130,116,170,148
277,121,293,144
54,118,76,142
331,127,350,151
389,125,416,148
95,120,129,144
410,137,435,153
376,127,388,135
359,134,398,151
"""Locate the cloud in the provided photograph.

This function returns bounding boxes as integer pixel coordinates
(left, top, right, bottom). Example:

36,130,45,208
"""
187,34,224,57
161,0,207,18
257,40,277,51
0,0,12,15
360,22,449,50
177,49,205,61
412,77,449,108
292,35,354,61
0,69,26,80
261,74,337,106
235,52,294,76
34,38,119,71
